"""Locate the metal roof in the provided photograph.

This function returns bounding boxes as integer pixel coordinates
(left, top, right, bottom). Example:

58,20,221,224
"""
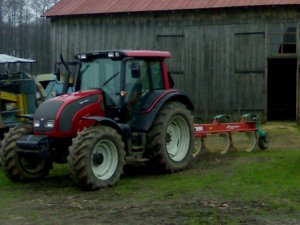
43,0,300,17
0,54,35,64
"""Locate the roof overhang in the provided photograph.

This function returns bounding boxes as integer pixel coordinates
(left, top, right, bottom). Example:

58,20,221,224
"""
0,54,36,64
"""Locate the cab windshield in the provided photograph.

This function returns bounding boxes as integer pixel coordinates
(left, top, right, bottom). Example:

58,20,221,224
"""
78,57,164,108
79,58,121,95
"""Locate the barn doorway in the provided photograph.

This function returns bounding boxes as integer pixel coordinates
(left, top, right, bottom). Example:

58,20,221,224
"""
267,58,297,120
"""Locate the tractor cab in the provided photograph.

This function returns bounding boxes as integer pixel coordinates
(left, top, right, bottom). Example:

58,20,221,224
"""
74,50,171,124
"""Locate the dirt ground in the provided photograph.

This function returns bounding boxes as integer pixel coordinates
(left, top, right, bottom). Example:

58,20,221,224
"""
1,122,300,225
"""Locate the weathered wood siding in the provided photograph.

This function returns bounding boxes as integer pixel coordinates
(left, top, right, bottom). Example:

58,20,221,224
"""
49,7,300,119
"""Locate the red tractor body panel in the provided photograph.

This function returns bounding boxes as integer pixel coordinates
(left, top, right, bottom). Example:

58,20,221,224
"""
33,89,104,138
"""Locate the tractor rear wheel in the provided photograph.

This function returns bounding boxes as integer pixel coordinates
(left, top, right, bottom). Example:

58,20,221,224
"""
68,126,126,190
146,102,194,172
1,125,52,181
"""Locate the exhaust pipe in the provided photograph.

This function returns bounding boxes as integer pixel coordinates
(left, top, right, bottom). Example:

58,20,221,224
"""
60,54,71,94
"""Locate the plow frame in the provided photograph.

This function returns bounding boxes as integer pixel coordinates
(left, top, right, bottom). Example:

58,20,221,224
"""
193,114,269,156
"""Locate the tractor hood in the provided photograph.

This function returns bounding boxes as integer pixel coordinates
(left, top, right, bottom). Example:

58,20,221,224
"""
33,89,103,134
54,89,102,102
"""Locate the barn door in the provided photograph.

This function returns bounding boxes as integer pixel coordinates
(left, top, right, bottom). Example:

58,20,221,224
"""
156,27,185,89
234,31,266,118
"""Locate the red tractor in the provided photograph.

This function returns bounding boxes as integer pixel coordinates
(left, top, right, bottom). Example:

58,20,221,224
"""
1,50,194,190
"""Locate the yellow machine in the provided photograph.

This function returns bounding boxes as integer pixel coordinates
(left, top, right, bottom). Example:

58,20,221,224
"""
0,91,27,128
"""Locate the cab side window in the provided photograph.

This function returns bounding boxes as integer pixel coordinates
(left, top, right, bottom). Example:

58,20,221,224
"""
125,60,145,104
148,61,164,90
125,60,164,107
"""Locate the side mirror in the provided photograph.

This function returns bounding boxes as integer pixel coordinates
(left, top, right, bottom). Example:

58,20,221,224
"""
54,67,61,81
131,62,141,78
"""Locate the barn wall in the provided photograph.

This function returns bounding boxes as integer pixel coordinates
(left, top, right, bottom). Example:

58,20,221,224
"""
49,7,300,119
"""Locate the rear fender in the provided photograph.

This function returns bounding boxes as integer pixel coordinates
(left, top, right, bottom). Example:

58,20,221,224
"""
132,90,193,132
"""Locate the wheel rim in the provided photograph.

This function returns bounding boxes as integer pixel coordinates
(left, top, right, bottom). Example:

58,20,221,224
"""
91,140,118,180
166,115,190,162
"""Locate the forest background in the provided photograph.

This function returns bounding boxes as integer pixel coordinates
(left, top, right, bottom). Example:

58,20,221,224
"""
0,0,59,74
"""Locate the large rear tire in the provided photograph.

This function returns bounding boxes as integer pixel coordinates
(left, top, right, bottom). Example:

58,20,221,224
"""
68,126,126,190
146,102,194,172
1,125,52,181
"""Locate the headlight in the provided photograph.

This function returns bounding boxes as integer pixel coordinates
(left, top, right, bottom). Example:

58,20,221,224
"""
45,120,55,128
33,120,40,128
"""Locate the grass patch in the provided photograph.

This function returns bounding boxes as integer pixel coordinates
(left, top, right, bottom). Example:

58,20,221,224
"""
118,150,300,207
1,149,300,224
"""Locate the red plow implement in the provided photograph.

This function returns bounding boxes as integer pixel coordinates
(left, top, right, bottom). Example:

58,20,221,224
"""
193,114,269,157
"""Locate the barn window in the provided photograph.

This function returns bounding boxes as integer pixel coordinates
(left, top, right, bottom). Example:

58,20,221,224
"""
267,23,297,54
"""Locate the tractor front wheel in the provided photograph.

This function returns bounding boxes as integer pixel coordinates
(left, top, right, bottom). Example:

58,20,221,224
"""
1,125,52,181
68,126,126,190
146,102,194,172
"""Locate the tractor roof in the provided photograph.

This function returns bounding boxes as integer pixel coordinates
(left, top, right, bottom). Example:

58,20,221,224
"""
123,50,171,58
75,50,171,61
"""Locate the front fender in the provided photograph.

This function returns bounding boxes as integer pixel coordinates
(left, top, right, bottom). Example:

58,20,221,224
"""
81,116,131,141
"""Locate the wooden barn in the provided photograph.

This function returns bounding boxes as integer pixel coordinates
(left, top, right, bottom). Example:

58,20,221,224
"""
43,0,300,122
